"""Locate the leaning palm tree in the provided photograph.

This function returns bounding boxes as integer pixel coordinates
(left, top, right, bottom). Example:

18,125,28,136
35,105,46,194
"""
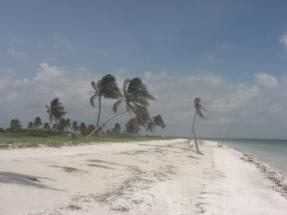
46,98,66,128
188,97,205,154
90,74,122,130
218,126,232,148
87,77,154,138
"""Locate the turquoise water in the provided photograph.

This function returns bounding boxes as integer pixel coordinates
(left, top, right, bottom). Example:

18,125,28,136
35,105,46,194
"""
224,139,287,175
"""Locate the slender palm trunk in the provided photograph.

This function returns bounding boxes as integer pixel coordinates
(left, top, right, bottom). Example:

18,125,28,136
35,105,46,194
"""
188,114,200,153
87,110,128,138
218,126,231,148
96,96,102,127
95,96,102,136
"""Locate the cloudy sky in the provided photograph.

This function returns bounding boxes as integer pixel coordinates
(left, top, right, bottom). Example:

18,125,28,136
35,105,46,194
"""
1,0,287,139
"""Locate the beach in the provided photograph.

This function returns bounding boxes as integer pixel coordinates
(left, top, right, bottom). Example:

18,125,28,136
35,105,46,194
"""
0,139,287,215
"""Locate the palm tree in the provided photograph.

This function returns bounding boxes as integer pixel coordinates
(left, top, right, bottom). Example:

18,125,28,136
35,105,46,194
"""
153,114,166,136
87,77,154,138
27,122,34,129
10,119,22,132
46,98,66,128
43,122,50,130
65,118,71,131
146,120,155,134
112,123,121,134
72,121,79,132
90,74,122,131
33,117,42,129
125,118,140,135
218,126,232,148
80,122,87,135
188,97,205,154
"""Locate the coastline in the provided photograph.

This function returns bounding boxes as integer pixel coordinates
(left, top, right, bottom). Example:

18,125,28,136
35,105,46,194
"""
0,139,287,214
224,144,287,198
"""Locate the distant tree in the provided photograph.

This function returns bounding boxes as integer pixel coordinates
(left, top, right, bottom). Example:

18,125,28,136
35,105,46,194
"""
33,116,42,129
43,122,50,130
56,118,67,131
0,128,4,132
65,118,71,131
146,120,155,134
153,114,166,136
188,97,206,154
87,124,96,134
87,77,154,138
125,118,140,135
90,74,122,134
46,98,66,127
80,122,87,135
10,119,22,132
72,121,79,132
27,122,34,129
112,122,121,134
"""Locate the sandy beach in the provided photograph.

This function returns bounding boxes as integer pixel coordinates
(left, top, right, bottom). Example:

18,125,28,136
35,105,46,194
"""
0,139,287,215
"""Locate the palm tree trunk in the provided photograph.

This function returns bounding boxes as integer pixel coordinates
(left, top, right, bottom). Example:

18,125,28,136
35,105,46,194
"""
188,114,200,153
95,96,102,136
87,110,128,138
218,126,231,148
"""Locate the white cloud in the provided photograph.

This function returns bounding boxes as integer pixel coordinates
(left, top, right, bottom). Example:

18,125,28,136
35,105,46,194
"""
7,47,30,62
280,32,287,49
52,33,75,50
255,73,279,88
34,63,65,82
0,65,287,138
98,50,109,56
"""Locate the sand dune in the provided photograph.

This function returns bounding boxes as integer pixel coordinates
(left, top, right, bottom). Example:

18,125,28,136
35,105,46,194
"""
0,139,286,215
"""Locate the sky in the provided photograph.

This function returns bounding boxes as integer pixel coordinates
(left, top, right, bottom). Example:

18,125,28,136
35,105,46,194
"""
0,0,287,139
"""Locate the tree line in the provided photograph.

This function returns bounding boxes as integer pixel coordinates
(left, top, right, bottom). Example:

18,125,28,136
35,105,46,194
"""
1,74,166,137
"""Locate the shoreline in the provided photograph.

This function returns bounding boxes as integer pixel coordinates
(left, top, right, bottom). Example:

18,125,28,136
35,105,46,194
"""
0,139,287,214
224,144,287,198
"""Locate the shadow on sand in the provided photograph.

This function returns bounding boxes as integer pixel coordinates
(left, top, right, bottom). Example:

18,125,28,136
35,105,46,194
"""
0,171,63,191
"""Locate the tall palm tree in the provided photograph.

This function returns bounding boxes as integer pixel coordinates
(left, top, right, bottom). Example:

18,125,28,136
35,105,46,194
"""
87,77,154,138
46,98,66,127
188,97,205,154
90,74,122,130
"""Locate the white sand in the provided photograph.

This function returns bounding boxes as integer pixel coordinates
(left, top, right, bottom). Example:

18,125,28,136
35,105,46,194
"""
0,139,286,215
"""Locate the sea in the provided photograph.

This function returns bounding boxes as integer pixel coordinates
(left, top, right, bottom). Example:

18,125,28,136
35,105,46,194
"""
223,139,287,175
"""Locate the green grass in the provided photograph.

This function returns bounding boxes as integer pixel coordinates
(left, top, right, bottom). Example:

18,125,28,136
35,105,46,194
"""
0,133,173,149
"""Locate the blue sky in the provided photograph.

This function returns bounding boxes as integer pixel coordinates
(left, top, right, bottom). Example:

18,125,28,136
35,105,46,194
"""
1,0,287,138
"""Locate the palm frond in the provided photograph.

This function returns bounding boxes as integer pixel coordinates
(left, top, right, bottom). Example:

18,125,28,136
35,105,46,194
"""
194,97,205,118
113,99,123,113
90,94,98,107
